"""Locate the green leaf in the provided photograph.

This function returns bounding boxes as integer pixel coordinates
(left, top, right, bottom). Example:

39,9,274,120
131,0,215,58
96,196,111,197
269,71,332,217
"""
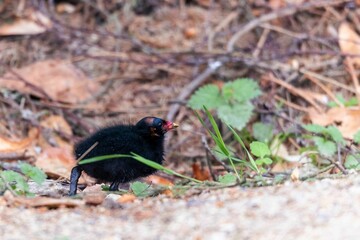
19,163,47,185
0,170,29,194
130,181,151,197
303,124,326,134
262,157,273,165
188,84,224,110
354,130,360,144
218,173,237,184
344,155,360,170
227,124,259,173
218,103,253,131
250,141,271,158
312,136,336,157
222,78,261,102
325,126,344,145
252,122,274,143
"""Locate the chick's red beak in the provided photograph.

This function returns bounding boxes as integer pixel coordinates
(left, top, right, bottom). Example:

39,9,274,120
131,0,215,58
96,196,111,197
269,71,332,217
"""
163,121,179,132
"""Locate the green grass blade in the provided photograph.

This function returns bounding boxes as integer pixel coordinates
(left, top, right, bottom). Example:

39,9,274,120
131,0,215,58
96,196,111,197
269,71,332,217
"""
227,124,260,173
79,153,202,183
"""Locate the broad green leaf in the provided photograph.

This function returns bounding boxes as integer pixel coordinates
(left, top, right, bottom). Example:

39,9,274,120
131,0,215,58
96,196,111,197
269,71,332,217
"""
222,78,261,102
344,155,360,170
325,126,344,145
312,136,336,157
130,181,151,197
253,122,274,143
0,170,29,194
218,173,237,184
354,130,360,144
250,141,271,158
218,103,253,131
262,157,273,165
19,163,47,185
188,84,224,110
303,124,326,134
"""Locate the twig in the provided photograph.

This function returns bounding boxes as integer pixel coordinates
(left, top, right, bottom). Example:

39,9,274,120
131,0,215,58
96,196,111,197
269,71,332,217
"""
274,95,311,113
227,0,351,51
300,69,356,93
166,61,222,121
345,58,360,105
208,11,238,51
77,142,98,161
266,73,323,113
252,28,270,58
0,152,32,161
305,74,344,107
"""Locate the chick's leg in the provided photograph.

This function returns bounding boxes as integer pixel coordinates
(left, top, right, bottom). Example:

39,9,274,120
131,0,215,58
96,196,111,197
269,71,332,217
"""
69,166,83,196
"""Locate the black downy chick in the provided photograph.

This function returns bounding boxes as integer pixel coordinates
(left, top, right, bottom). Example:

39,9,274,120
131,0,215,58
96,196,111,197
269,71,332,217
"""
69,117,178,196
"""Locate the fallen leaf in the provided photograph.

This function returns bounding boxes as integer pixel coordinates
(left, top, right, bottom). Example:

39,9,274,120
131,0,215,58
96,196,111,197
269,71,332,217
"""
0,128,39,153
146,175,174,186
39,115,73,151
338,22,360,66
0,59,99,104
192,162,211,181
3,191,83,208
308,107,360,139
118,193,137,203
35,147,76,180
0,11,52,36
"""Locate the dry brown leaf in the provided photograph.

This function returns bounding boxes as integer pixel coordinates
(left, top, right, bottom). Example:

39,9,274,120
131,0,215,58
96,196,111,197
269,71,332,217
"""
35,147,76,180
338,22,360,66
146,175,174,186
0,128,39,153
118,193,137,203
192,162,211,181
3,191,83,208
308,107,360,139
0,11,52,36
0,59,99,104
38,115,74,152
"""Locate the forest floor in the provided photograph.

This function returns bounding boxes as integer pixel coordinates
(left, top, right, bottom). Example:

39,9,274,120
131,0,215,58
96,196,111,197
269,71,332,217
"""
1,174,360,240
1,1,360,239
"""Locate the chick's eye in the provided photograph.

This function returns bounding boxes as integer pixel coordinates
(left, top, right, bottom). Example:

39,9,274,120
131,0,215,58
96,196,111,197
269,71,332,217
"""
158,122,162,126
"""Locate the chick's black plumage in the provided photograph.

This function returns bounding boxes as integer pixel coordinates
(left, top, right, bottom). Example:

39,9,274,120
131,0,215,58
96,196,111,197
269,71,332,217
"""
69,117,178,195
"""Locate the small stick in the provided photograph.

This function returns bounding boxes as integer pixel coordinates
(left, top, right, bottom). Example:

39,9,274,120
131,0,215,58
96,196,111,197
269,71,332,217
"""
305,74,344,107
345,58,360,106
267,73,323,113
77,142,98,161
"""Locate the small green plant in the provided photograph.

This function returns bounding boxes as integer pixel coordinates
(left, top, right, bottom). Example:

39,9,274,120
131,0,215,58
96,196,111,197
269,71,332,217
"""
344,155,360,170
218,173,237,184
196,107,276,182
328,94,358,107
188,78,261,131
0,163,46,196
252,122,274,143
250,141,273,167
130,181,152,197
303,124,345,158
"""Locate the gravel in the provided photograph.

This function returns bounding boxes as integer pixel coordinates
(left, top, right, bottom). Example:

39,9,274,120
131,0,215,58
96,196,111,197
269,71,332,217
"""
1,175,360,240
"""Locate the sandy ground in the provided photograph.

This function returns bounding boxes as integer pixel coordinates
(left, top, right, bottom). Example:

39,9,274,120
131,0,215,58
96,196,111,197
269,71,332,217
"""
1,174,360,240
